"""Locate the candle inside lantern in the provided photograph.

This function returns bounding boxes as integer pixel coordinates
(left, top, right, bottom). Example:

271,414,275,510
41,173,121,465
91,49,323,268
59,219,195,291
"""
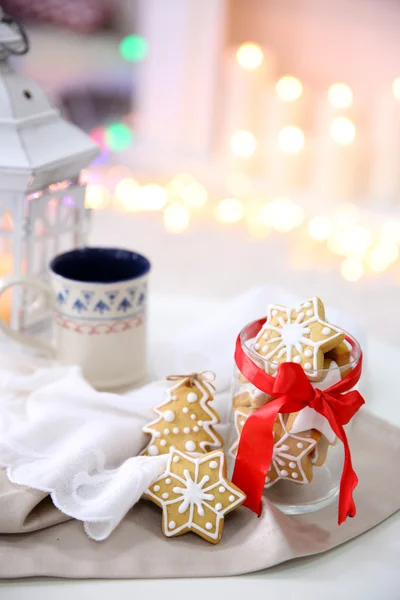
0,253,13,324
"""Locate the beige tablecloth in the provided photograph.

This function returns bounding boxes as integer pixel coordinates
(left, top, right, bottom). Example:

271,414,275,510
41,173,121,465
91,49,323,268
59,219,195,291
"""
0,411,398,579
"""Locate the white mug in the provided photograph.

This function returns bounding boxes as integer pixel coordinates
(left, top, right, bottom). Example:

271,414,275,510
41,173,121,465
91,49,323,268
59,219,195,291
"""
0,247,151,390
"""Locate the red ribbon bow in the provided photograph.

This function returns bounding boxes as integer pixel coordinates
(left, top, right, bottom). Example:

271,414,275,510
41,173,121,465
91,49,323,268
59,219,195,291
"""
232,318,365,525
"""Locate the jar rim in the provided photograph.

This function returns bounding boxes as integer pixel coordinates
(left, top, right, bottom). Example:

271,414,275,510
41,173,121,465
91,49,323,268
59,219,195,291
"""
238,317,362,376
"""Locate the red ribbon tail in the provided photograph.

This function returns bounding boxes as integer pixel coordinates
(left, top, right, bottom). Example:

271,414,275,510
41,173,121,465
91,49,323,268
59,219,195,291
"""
335,421,358,524
232,398,286,516
232,460,266,516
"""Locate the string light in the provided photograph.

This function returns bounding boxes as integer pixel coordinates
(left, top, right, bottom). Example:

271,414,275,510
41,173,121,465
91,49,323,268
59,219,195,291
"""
236,43,264,70
246,206,271,238
308,216,333,241
330,117,356,145
119,34,148,62
328,83,353,109
367,242,399,272
276,76,303,102
392,78,400,100
89,126,107,151
140,184,167,211
113,178,141,211
181,183,208,208
328,225,372,258
277,126,305,154
105,124,132,151
340,257,364,281
165,173,196,198
260,197,304,232
216,198,244,223
81,167,400,284
85,185,111,210
230,130,257,157
164,203,190,233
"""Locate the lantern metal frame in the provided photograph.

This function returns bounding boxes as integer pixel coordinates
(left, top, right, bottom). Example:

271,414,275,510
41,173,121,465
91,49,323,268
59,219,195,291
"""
0,12,99,330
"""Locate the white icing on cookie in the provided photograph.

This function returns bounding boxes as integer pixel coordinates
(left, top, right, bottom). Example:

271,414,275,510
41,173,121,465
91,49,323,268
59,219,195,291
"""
142,376,222,457
254,298,343,373
263,414,317,488
146,450,245,541
164,410,175,422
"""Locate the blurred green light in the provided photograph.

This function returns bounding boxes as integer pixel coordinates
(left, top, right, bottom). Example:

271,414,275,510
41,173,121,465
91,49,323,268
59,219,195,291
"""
105,124,132,152
119,35,148,62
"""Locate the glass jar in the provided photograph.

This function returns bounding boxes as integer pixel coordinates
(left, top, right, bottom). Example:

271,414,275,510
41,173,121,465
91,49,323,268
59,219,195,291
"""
228,320,362,516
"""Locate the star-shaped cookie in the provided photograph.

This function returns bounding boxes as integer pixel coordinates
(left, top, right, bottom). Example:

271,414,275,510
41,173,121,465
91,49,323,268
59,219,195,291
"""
265,414,319,487
145,448,246,544
253,297,344,380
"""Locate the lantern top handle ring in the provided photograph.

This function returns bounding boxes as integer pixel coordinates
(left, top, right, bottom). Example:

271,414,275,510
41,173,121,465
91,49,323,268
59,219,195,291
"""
0,10,30,58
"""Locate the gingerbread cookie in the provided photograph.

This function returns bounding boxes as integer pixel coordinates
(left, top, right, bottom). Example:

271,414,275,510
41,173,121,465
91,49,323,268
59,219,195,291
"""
252,297,344,380
228,406,255,459
141,373,223,457
232,391,252,409
232,387,270,409
145,448,246,544
285,405,338,467
237,372,249,384
265,414,319,487
325,340,353,377
310,433,337,467
285,406,336,445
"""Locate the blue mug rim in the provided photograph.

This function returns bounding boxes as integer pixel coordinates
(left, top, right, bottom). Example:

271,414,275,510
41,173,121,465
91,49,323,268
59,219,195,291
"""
49,247,151,285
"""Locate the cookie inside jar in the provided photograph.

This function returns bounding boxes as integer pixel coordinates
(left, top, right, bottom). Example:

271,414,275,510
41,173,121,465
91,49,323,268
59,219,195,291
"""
229,296,362,515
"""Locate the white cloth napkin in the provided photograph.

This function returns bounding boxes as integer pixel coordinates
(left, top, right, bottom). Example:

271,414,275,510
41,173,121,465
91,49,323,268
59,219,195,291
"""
0,286,360,541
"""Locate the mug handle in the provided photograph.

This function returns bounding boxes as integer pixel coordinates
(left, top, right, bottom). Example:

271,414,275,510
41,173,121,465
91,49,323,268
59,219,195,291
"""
0,274,56,357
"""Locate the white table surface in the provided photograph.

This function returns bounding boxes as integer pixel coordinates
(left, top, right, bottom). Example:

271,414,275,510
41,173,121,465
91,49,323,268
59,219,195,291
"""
0,210,399,599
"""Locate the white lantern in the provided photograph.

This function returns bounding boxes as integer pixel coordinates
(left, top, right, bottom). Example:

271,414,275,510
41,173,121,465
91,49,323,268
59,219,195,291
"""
0,13,99,330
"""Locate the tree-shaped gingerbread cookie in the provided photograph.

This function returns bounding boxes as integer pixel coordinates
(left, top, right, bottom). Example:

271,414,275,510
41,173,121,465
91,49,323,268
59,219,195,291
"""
141,372,223,457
